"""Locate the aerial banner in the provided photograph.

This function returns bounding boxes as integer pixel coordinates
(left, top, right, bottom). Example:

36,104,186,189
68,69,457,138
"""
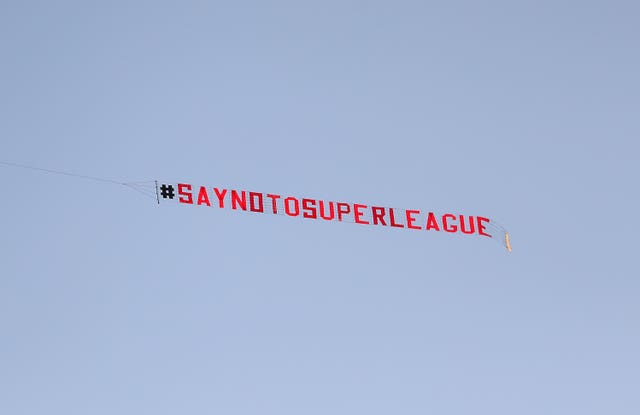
153,181,512,251
0,162,512,251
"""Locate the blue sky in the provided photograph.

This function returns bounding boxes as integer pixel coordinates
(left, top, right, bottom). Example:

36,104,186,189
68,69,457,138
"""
1,1,638,414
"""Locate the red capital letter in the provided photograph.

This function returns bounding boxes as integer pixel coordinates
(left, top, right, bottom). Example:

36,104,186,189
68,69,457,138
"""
319,201,335,220
178,183,193,204
337,203,351,221
197,186,211,206
231,190,247,210
389,208,404,228
406,209,421,229
249,192,264,212
214,188,227,208
302,198,317,219
442,214,457,233
284,197,300,216
459,215,476,235
266,194,281,214
425,212,440,231
371,206,387,226
477,216,492,237
353,204,369,224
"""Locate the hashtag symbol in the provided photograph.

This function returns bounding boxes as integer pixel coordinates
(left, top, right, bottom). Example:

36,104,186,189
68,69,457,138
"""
160,184,175,199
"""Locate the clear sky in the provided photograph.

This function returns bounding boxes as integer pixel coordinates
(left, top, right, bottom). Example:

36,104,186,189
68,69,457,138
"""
1,1,638,414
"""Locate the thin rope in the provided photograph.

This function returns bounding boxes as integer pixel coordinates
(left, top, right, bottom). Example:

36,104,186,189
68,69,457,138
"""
0,160,125,185
0,160,158,201
124,185,157,200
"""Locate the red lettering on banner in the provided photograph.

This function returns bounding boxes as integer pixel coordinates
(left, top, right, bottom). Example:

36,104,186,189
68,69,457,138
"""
406,209,421,230
178,183,193,204
174,183,503,242
337,203,351,221
443,214,457,232
319,201,335,220
214,188,227,208
302,198,317,219
353,204,369,224
459,215,476,234
477,216,491,237
197,186,211,206
389,208,404,228
266,194,281,214
285,197,300,216
249,192,264,213
371,206,387,226
426,212,440,231
231,190,247,210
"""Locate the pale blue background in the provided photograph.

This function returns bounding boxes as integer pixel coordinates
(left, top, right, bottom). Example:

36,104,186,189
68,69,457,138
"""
1,1,638,414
